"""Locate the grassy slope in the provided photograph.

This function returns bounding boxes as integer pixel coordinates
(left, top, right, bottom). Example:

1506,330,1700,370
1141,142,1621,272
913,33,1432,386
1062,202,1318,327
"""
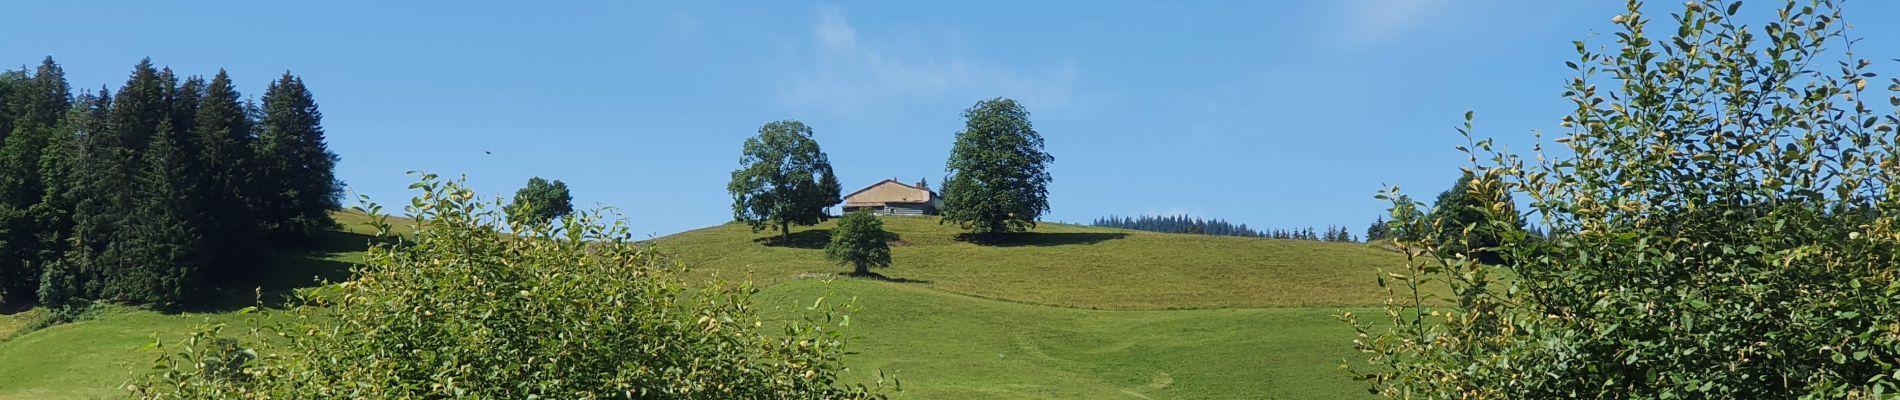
756,279,1378,400
0,308,251,400
0,211,382,400
1,213,1412,399
657,217,1415,310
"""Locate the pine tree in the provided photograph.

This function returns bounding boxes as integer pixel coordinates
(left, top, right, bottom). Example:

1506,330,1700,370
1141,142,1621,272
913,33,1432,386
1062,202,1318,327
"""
254,72,340,242
192,70,261,278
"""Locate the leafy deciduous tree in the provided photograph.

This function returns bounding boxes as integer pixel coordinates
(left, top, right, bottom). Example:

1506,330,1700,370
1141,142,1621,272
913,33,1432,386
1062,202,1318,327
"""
940,98,1053,240
728,120,842,241
1352,1,1900,397
505,176,574,227
827,211,894,276
132,175,889,399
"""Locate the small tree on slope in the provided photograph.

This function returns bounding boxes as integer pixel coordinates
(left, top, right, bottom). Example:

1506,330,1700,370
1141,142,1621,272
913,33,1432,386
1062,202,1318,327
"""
827,211,894,276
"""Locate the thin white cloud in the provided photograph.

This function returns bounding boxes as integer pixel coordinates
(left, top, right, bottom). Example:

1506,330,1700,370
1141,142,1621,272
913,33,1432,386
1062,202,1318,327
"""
779,5,1077,115
1337,0,1446,45
814,6,856,51
667,11,701,43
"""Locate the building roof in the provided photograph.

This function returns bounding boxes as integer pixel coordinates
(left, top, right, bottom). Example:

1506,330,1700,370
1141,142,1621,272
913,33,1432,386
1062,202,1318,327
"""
843,179,937,206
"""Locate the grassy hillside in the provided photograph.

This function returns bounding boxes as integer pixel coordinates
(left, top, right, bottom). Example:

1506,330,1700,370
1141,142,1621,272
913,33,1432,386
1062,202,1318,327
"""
0,211,382,400
657,216,1415,310
755,279,1376,399
1,212,1408,399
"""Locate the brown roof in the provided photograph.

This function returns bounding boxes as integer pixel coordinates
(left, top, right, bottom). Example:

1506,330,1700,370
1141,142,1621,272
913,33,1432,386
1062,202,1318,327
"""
843,179,937,206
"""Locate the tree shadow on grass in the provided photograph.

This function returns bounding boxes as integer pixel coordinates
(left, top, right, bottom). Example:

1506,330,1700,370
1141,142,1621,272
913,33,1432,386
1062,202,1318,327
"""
180,229,376,313
956,232,1128,247
754,229,832,249
838,271,931,284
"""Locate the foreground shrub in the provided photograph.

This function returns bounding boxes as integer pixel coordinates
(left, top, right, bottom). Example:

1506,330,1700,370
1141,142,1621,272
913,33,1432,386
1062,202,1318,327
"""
1350,0,1900,398
132,174,887,399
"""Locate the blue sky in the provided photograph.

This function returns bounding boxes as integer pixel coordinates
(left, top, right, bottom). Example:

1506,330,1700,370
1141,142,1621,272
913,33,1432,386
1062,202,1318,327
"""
5,1,1899,237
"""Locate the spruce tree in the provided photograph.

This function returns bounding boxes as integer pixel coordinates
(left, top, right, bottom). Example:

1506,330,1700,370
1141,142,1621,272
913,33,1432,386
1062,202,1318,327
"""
1365,216,1389,241
72,59,168,303
35,87,104,307
193,70,261,278
1426,172,1523,264
255,72,340,242
117,120,202,304
0,58,71,304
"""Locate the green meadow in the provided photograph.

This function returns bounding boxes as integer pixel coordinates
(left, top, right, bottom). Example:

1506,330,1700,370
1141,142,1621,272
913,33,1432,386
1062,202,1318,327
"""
0,211,1418,399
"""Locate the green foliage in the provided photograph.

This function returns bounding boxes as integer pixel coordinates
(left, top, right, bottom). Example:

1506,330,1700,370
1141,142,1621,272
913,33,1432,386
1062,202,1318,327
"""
728,120,842,240
69,59,169,304
254,72,340,242
940,97,1053,239
0,57,70,304
505,176,574,227
827,212,894,276
0,57,342,310
193,70,263,279
1423,172,1522,263
131,174,887,399
1350,1,1900,398
1364,216,1389,242
118,120,204,305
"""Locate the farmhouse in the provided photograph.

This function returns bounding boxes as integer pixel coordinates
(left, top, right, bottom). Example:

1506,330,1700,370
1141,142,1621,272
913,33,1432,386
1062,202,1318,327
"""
843,178,940,216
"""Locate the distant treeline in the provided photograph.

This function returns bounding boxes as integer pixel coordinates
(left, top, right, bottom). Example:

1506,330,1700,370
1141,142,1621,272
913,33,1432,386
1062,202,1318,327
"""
1092,215,1264,237
1090,215,1361,242
0,57,340,309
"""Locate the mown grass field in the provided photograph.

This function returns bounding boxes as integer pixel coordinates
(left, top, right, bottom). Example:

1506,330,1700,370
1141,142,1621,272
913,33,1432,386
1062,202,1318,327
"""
0,212,1413,399
755,279,1378,399
657,217,1419,310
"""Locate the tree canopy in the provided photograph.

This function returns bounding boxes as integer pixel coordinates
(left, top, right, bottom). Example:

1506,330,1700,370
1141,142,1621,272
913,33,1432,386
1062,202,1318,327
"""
728,120,842,241
134,175,888,399
506,176,574,227
827,211,895,276
939,98,1053,240
1424,172,1522,264
0,57,342,309
1352,1,1900,397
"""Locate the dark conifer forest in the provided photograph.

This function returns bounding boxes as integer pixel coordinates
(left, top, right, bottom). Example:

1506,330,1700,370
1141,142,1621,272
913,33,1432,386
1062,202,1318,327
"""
0,57,340,309
1090,214,1360,242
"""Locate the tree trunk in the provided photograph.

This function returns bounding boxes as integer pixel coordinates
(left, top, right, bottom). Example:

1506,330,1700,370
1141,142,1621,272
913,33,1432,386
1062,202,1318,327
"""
855,262,869,276
779,222,790,243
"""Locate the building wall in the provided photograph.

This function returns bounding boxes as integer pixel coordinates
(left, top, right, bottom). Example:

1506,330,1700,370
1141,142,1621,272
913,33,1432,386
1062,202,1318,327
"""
845,181,931,205
843,203,935,216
